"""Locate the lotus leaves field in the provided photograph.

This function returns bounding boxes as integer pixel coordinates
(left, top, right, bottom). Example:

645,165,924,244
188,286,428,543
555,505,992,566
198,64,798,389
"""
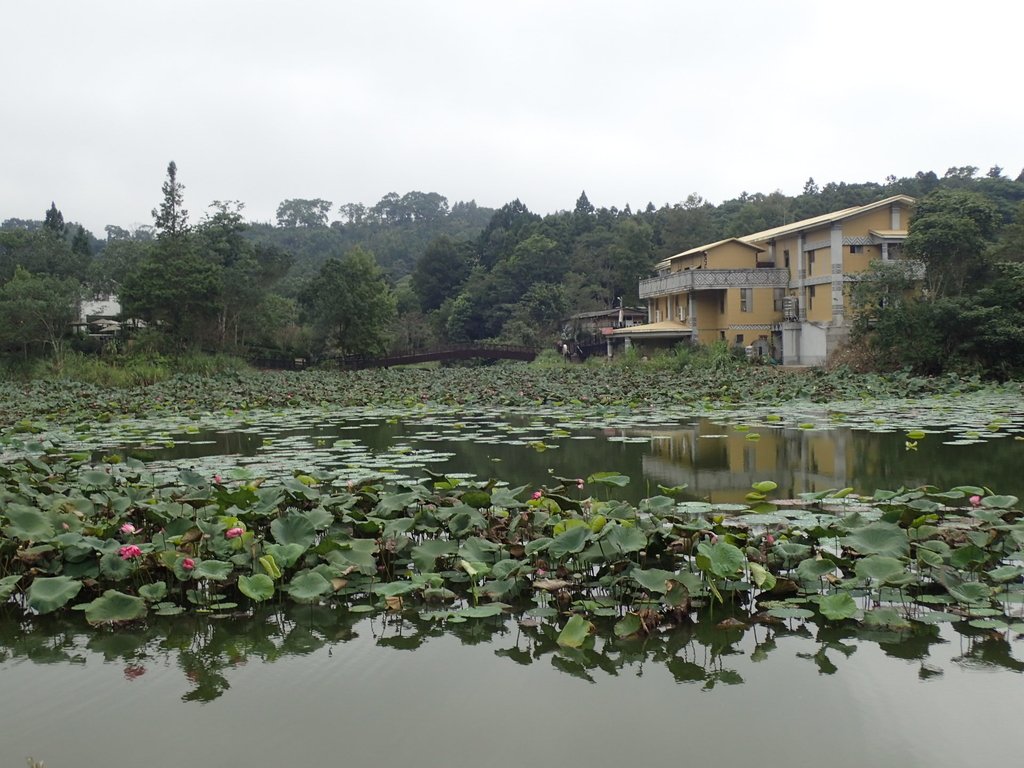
1,366,1022,641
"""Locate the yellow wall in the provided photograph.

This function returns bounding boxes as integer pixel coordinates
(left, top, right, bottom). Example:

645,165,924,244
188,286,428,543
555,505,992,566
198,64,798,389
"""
804,284,832,322
669,241,763,272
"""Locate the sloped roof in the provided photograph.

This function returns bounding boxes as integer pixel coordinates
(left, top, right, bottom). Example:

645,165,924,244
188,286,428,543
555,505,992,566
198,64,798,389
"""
608,320,692,337
656,237,766,271
741,195,915,244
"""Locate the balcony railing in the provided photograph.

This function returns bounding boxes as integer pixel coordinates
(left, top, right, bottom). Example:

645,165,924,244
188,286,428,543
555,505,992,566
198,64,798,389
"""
639,268,791,299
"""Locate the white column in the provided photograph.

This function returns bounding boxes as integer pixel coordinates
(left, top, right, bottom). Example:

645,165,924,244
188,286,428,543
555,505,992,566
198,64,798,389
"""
830,223,844,324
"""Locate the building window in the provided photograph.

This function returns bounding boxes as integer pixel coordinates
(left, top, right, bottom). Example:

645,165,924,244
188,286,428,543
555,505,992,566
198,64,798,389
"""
808,285,816,311
740,288,752,312
773,287,784,311
735,334,744,344
807,250,815,275
783,249,790,269
849,245,863,254
719,292,725,314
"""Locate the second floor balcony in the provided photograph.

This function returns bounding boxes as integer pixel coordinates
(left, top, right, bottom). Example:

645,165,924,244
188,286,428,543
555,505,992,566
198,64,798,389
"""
639,268,791,299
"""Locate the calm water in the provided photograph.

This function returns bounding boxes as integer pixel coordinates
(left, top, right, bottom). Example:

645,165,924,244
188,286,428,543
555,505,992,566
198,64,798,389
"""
2,609,1022,768
89,409,1024,503
3,399,1023,767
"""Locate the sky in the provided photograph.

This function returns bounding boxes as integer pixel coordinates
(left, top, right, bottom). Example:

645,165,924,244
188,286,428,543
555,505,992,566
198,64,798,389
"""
2,0,1022,236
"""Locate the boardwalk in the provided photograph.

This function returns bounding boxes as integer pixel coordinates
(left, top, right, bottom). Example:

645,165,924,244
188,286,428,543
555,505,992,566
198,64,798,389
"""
252,344,539,371
330,344,539,369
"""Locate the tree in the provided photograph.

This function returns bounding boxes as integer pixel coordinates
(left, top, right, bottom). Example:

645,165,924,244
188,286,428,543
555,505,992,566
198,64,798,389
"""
71,225,91,259
412,235,473,312
905,189,1000,297
122,163,219,344
43,202,65,236
276,199,332,228
300,247,395,356
152,161,189,238
0,266,80,366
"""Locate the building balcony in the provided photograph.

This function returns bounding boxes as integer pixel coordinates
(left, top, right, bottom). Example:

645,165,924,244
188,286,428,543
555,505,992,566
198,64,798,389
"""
639,268,791,299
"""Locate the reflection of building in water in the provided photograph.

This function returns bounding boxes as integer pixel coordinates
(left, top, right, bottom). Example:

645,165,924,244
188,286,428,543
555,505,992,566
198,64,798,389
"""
639,420,850,502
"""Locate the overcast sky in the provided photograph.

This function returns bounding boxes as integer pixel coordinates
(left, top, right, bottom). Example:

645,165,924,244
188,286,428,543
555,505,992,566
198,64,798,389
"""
3,0,1022,235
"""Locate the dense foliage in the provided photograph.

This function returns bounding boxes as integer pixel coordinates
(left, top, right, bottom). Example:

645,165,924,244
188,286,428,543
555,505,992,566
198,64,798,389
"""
2,163,1024,374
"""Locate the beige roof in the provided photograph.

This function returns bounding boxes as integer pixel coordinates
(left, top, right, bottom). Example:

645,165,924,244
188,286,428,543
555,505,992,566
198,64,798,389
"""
656,237,766,271
741,195,916,244
608,320,693,337
869,229,908,239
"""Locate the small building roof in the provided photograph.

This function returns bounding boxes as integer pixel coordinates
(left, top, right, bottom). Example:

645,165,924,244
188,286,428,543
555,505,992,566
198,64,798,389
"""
655,237,766,271
608,320,692,338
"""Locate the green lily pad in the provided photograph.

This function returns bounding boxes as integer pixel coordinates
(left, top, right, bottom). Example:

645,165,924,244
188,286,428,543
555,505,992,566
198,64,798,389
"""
78,589,147,624
238,573,275,602
27,576,83,614
557,614,594,648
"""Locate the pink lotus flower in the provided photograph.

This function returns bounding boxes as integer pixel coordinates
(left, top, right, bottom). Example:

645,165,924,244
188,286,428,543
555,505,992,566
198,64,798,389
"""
119,544,142,560
970,495,982,507
532,491,543,499
576,478,585,489
182,557,196,571
226,527,244,539
213,474,222,484
765,534,775,545
120,522,138,535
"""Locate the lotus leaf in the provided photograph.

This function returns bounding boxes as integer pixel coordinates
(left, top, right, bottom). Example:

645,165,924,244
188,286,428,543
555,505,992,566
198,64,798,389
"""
194,560,233,581
238,574,275,601
27,576,83,614
587,472,630,488
556,614,594,648
410,539,458,572
748,562,777,591
459,536,502,564
455,603,508,619
270,514,316,548
0,574,22,601
841,522,909,558
138,582,167,602
3,504,54,541
545,526,590,561
854,556,907,584
982,495,1019,509
697,541,746,579
78,590,147,624
818,593,859,621
796,558,837,581
286,571,331,602
862,607,911,630
946,581,992,605
986,565,1024,583
614,612,643,638
99,551,135,580
602,523,647,555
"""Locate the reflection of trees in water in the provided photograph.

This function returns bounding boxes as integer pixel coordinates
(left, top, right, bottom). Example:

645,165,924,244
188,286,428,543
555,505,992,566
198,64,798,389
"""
3,604,1022,701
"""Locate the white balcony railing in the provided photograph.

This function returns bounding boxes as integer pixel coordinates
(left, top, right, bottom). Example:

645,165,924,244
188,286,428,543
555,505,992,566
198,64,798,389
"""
639,268,791,299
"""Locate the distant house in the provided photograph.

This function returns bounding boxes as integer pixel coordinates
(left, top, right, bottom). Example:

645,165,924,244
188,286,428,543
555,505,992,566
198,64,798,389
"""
608,195,917,365
568,307,647,336
74,294,123,339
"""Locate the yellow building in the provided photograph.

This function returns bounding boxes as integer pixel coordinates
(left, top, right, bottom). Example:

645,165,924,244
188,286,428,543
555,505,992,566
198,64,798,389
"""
610,195,917,365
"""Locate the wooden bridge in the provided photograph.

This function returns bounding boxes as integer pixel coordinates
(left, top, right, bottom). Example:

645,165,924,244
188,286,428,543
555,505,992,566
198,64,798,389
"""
252,344,540,371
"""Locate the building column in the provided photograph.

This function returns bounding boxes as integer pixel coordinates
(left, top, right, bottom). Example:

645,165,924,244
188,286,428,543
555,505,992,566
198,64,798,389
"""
881,242,889,261
830,223,844,325
796,234,807,320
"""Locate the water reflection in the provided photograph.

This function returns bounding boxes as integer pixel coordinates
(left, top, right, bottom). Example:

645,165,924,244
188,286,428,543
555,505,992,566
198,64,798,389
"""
94,411,1023,505
2,605,1022,704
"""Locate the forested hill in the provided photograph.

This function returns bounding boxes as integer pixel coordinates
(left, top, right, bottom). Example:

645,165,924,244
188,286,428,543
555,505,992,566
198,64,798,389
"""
245,193,496,293
3,165,1024,374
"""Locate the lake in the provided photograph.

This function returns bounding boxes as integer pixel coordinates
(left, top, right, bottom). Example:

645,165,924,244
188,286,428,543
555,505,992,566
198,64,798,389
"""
1,390,1022,767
